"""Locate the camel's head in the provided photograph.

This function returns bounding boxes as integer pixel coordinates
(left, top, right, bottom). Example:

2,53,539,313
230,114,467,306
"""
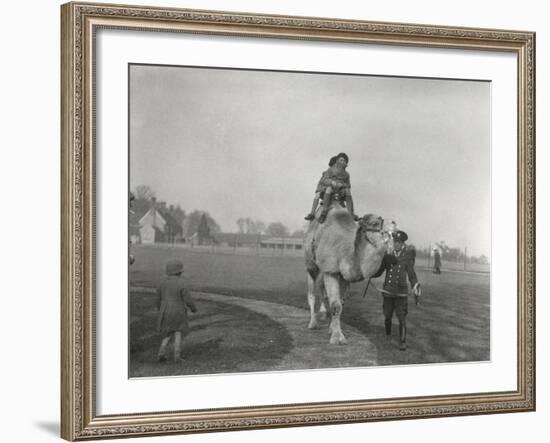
358,214,395,254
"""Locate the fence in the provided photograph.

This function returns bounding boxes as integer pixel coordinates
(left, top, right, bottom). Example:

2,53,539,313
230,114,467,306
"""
416,245,490,274
131,241,490,273
133,240,305,258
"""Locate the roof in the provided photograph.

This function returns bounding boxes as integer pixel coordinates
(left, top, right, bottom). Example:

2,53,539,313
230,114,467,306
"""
157,209,183,234
261,237,304,245
138,208,182,234
213,233,264,245
130,207,148,228
138,208,166,226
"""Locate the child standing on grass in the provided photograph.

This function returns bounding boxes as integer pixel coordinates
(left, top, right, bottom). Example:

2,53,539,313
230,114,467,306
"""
156,259,197,363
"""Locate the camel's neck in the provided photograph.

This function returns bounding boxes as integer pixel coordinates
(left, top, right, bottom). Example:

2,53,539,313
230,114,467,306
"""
354,230,387,279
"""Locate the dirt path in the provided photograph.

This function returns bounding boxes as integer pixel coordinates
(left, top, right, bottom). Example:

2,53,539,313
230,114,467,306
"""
131,287,379,372
191,291,379,370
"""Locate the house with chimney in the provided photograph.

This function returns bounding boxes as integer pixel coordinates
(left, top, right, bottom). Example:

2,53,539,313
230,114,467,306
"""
135,198,184,244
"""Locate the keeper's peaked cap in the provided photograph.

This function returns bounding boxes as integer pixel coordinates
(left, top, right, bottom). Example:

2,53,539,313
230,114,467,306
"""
392,230,408,242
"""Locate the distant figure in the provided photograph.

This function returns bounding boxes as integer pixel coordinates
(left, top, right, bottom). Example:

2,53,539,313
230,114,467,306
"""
433,248,442,274
304,152,359,223
156,259,197,362
372,230,422,351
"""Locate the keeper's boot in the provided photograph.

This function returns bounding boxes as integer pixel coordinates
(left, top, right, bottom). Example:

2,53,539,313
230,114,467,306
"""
304,196,319,221
385,318,392,341
398,320,407,351
346,195,360,222
318,193,333,223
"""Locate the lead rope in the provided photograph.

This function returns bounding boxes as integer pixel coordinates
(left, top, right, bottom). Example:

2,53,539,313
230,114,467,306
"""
362,278,372,298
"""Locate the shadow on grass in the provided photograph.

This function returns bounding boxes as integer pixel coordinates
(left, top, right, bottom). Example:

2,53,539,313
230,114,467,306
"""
130,298,293,377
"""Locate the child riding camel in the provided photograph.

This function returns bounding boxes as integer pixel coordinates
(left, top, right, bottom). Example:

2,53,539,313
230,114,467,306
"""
304,152,359,223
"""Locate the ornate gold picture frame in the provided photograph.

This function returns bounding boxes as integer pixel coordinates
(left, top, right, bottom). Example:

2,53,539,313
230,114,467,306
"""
61,2,535,440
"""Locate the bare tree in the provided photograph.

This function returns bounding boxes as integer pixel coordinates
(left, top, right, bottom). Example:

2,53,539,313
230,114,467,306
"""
134,184,155,200
132,185,156,218
236,217,266,234
245,217,254,234
253,220,266,234
236,218,246,234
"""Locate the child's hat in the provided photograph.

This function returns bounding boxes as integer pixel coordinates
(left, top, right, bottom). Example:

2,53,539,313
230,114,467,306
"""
336,152,349,163
166,259,184,275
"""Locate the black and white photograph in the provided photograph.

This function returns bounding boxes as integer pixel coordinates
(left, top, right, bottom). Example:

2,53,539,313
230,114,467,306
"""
2,0,546,440
128,64,491,378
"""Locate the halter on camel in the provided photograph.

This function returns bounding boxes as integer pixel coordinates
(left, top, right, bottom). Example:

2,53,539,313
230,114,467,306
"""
358,215,395,298
358,215,394,247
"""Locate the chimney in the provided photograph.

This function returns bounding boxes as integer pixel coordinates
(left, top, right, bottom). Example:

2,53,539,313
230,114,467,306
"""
159,201,167,211
151,197,157,208
169,205,174,212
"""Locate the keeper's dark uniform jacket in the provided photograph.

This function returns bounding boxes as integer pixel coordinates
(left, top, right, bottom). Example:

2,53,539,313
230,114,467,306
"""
372,246,418,296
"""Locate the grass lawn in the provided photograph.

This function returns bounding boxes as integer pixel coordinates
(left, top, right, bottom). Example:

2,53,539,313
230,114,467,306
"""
130,245,490,375
130,296,293,377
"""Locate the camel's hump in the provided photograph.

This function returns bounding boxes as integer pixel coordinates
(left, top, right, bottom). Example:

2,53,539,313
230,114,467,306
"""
329,209,357,231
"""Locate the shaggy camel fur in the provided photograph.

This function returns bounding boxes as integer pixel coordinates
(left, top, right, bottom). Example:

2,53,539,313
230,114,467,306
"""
304,208,393,345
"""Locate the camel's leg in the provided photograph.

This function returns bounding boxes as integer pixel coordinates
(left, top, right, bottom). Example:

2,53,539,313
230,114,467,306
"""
319,298,328,321
318,277,329,321
307,273,320,329
324,273,347,345
318,278,332,333
339,276,350,305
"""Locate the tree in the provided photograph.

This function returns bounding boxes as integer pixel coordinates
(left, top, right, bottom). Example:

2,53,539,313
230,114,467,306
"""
265,222,289,237
245,218,254,234
236,218,246,234
291,229,305,238
252,220,265,234
197,214,211,238
236,217,265,234
476,254,490,265
131,185,156,219
171,205,186,225
185,211,221,236
135,184,155,200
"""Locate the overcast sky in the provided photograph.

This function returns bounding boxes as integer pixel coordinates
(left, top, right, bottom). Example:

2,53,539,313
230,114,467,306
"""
130,64,491,257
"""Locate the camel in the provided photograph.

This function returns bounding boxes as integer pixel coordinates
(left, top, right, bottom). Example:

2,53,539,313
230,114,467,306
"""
304,205,394,345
